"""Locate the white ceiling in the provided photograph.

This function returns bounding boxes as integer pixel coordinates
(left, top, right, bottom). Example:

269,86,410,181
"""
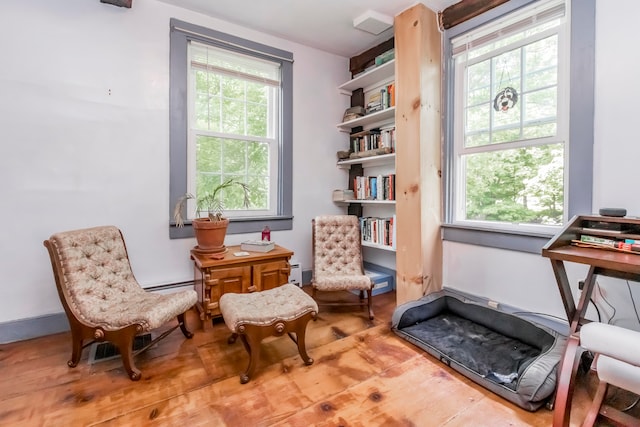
157,0,460,57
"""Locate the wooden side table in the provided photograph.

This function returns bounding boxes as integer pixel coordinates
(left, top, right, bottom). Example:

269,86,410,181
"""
190,244,294,327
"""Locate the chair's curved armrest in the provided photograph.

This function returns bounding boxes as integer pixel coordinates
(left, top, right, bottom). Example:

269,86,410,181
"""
580,322,640,367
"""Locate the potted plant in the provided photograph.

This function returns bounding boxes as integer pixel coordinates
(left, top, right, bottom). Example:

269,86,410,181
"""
173,178,250,254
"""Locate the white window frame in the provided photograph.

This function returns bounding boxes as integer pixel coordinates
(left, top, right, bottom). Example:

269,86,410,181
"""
169,19,293,239
442,0,595,253
186,42,280,219
452,0,568,235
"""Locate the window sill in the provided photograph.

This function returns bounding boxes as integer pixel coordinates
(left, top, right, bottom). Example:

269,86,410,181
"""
170,215,293,239
441,223,555,254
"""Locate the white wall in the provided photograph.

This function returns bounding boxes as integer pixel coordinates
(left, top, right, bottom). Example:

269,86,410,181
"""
444,0,640,330
6,0,638,332
0,0,349,323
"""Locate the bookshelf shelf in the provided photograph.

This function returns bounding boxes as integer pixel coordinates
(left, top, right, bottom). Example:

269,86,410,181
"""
338,59,395,93
337,153,395,169
362,241,396,252
334,199,396,206
336,107,395,132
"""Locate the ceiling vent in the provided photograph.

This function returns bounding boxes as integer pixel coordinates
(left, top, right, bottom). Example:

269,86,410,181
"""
353,10,393,35
100,0,132,8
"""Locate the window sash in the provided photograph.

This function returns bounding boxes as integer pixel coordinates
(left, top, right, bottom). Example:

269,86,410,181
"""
441,0,594,254
186,40,280,219
451,0,569,231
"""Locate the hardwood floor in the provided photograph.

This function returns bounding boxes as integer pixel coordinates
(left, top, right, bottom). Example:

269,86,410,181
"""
0,289,636,426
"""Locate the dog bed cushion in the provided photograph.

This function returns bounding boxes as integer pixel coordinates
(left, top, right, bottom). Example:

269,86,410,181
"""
391,290,566,411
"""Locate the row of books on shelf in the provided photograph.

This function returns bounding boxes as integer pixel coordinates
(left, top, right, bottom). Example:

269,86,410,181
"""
354,174,395,201
573,234,640,254
366,83,395,114
351,126,395,154
360,215,396,248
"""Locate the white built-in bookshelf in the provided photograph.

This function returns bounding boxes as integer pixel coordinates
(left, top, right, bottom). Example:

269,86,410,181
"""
336,60,397,253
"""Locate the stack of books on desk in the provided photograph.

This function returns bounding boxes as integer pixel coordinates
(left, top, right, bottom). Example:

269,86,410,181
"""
572,234,640,254
240,240,275,253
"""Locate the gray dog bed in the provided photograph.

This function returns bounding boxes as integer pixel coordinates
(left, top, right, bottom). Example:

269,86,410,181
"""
391,290,566,411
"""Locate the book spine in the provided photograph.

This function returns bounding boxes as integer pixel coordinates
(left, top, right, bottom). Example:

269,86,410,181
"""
388,83,395,107
580,235,616,247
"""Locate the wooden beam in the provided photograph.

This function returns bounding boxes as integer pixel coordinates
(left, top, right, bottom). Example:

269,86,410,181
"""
349,38,394,78
438,0,509,30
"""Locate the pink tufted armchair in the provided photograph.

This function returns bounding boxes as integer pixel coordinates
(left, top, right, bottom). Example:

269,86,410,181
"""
311,215,374,319
43,225,198,381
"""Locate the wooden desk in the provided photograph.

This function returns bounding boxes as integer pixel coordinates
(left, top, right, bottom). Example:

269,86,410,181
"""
541,214,640,426
191,244,294,326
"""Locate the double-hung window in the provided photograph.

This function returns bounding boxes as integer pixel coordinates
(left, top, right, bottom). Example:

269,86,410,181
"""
170,19,293,238
443,0,595,252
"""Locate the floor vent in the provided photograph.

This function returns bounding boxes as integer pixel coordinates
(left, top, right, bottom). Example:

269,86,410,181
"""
88,333,153,364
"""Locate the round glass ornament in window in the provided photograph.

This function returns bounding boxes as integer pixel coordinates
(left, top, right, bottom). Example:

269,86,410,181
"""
493,87,518,112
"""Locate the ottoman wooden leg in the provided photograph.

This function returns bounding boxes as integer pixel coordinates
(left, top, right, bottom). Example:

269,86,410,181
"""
289,311,316,365
238,328,263,384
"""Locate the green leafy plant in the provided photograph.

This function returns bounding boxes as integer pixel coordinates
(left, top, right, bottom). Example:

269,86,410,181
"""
173,178,250,227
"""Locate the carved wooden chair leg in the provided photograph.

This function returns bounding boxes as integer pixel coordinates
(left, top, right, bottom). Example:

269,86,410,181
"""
111,325,143,381
177,313,193,338
367,289,374,320
228,333,239,344
68,329,84,368
239,331,262,384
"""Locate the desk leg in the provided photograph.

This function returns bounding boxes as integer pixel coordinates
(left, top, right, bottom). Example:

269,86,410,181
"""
553,266,597,426
553,334,582,427
571,266,597,333
550,259,576,321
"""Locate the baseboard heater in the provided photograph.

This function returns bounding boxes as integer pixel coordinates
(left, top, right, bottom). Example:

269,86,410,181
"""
391,289,566,411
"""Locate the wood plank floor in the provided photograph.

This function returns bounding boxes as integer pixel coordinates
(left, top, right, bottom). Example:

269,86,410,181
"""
0,289,636,426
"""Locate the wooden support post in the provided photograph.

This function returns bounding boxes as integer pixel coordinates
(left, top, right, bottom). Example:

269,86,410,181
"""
394,4,442,305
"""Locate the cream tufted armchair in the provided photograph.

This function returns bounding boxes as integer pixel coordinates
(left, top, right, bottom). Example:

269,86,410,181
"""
43,225,198,381
311,215,374,319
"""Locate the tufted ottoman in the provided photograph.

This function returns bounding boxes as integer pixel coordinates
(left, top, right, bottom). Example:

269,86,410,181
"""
219,283,318,384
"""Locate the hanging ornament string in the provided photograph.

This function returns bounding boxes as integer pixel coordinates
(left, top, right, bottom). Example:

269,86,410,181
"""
493,56,518,113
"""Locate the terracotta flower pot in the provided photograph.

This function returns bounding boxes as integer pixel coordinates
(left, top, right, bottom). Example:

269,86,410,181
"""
192,217,229,254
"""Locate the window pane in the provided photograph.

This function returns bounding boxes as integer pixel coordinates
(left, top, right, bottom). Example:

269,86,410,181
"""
247,102,267,137
221,99,245,135
195,136,271,213
196,136,222,173
492,49,521,96
463,143,564,225
467,60,491,105
222,139,246,175
523,87,557,125
524,36,558,91
247,142,269,210
248,175,269,210
465,104,490,146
